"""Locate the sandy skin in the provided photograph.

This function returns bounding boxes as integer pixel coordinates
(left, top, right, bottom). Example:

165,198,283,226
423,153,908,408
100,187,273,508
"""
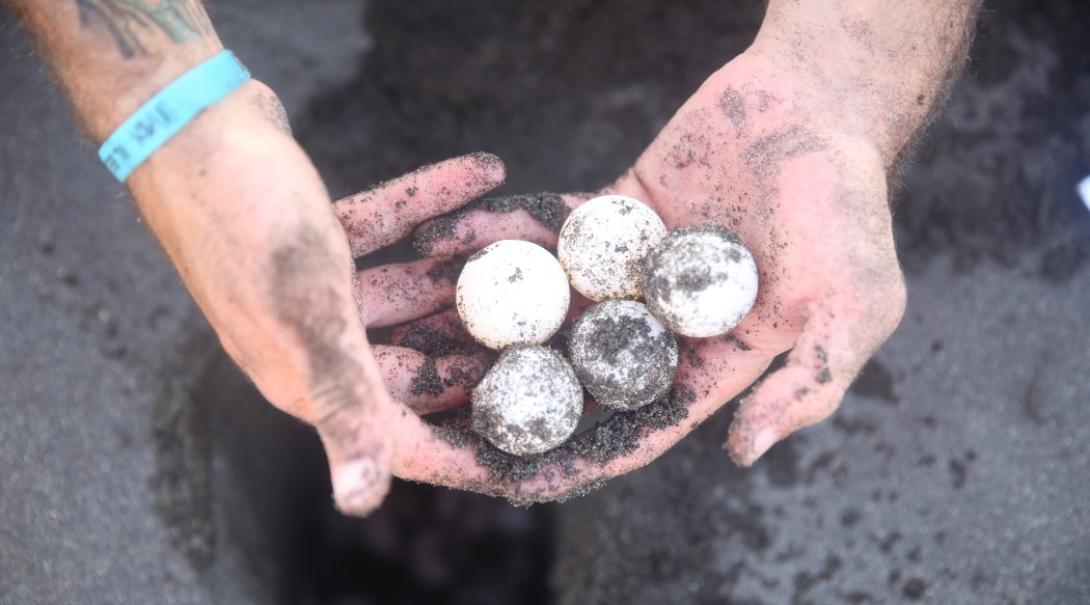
339,52,906,504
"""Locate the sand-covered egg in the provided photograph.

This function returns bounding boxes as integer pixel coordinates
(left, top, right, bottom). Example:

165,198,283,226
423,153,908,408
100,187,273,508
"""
472,345,584,456
557,195,667,301
642,226,758,338
457,240,571,350
569,300,678,410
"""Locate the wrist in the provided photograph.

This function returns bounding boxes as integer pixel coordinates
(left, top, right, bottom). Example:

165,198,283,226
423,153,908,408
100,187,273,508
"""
104,63,291,182
127,79,322,244
128,88,336,326
130,78,306,189
82,42,225,143
744,16,945,168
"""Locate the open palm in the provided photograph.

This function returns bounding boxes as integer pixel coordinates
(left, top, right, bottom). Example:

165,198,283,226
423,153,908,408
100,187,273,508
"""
355,54,906,502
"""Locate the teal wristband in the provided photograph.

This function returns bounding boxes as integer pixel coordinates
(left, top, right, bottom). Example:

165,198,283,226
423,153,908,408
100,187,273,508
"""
98,50,251,182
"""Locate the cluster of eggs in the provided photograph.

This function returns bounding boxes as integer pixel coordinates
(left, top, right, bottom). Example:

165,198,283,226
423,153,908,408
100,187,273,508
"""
456,195,759,456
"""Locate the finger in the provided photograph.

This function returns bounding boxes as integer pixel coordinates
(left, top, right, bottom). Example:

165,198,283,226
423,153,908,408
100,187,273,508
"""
412,192,591,257
388,309,478,355
725,287,906,466
602,167,658,208
384,291,590,354
335,152,507,257
356,256,464,328
374,346,493,415
308,377,395,516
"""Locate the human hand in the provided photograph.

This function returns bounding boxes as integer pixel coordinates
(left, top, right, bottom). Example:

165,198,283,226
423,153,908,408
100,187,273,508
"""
126,81,505,514
381,51,906,502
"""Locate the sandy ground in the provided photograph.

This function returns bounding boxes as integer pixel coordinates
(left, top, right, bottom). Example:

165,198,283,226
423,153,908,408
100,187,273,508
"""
1,1,1088,604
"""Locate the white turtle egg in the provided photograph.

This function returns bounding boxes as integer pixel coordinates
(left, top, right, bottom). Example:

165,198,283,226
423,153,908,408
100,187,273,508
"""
456,240,571,350
641,226,759,338
557,195,667,301
472,345,583,456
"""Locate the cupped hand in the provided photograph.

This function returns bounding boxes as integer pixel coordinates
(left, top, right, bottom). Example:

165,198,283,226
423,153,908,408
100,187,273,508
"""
127,80,506,515
378,52,906,502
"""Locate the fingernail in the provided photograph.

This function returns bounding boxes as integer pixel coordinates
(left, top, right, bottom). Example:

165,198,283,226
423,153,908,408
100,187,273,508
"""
750,427,780,462
332,458,385,515
469,151,506,178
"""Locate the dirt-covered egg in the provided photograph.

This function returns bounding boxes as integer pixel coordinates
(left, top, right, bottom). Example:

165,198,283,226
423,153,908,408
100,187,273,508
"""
641,226,758,338
557,195,667,301
568,300,678,410
472,345,583,456
456,240,571,350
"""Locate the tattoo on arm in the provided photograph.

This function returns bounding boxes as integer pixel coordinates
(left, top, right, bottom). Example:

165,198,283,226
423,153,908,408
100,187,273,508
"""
74,0,212,58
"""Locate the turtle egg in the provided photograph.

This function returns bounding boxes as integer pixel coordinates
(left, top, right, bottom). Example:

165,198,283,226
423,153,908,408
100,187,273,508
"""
642,226,758,338
557,195,667,301
456,240,571,350
569,300,678,410
472,345,584,456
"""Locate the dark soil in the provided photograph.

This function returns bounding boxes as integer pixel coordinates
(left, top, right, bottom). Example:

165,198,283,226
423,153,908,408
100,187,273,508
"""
431,385,694,505
894,0,1090,279
398,323,480,358
424,256,465,285
409,358,443,397
414,192,570,255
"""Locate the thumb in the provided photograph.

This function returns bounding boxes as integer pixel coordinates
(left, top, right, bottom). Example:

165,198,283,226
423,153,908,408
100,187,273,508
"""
261,221,398,516
309,363,395,516
726,284,905,465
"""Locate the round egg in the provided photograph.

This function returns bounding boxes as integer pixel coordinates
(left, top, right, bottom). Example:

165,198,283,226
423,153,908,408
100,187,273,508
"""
472,345,584,456
641,226,759,338
456,240,571,350
557,195,667,301
569,300,678,410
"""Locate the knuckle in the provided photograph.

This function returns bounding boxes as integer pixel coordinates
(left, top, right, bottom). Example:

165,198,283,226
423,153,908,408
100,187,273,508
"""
850,270,906,337
311,383,372,446
818,391,844,417
877,275,908,333
798,390,843,428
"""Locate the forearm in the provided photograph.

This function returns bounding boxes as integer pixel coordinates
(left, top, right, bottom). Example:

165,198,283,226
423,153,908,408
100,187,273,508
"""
6,0,367,412
751,0,981,167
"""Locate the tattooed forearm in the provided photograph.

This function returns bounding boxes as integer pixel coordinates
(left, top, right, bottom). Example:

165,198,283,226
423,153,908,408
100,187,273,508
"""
74,0,212,58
